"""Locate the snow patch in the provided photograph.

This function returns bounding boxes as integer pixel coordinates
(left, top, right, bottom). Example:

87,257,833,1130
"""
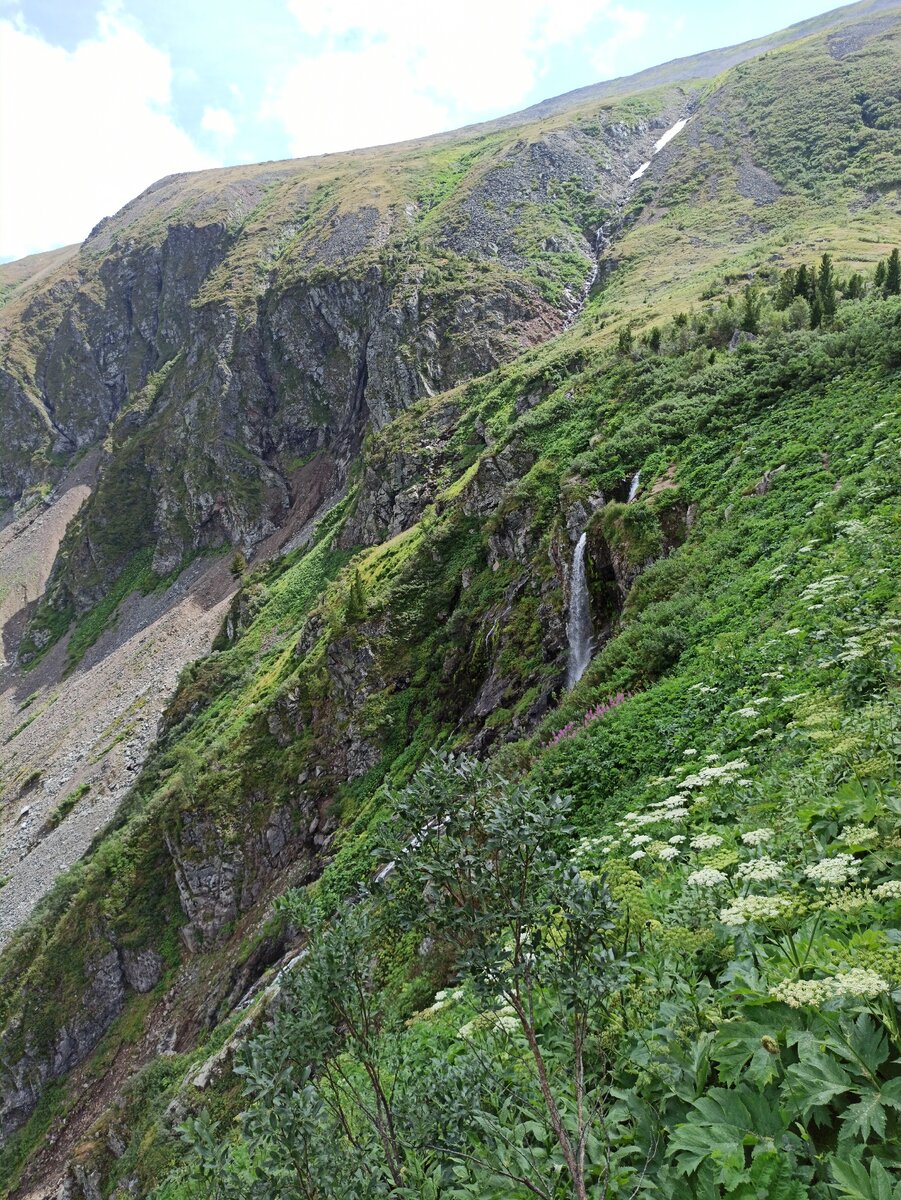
653,117,688,153
628,117,689,185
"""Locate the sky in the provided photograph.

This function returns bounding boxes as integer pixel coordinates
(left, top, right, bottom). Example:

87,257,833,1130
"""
0,0,849,261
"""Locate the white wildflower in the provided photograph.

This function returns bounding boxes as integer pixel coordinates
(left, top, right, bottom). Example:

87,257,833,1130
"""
873,880,901,900
705,753,720,762
433,988,463,1003
804,854,860,887
630,834,652,846
626,812,664,828
458,1007,518,1039
629,849,646,861
690,833,723,850
840,824,878,847
658,846,681,861
683,748,698,757
737,856,784,882
735,707,760,718
818,886,873,913
687,867,728,888
660,794,691,807
719,894,792,925
668,835,686,844
681,759,748,789
741,827,773,847
769,978,832,1009
828,969,890,999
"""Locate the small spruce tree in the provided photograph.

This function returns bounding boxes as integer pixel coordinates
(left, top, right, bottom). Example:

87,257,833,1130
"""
775,267,797,310
229,550,247,580
740,285,762,334
874,260,886,289
810,293,823,329
845,273,864,300
816,253,837,323
886,248,901,296
795,264,813,301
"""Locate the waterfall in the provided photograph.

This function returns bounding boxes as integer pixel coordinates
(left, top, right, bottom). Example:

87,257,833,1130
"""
627,470,641,503
566,532,593,690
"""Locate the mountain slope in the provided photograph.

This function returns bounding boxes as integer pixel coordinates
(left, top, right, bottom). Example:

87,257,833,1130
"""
0,3,899,1195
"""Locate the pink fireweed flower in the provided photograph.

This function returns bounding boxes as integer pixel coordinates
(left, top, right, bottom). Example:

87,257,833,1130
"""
550,691,630,745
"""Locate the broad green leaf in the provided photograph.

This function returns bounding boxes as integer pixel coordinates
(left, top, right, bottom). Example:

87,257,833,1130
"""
786,1047,855,1115
829,1154,901,1200
669,1086,788,1182
824,1014,890,1077
725,1150,807,1200
840,1091,888,1143
713,1019,783,1087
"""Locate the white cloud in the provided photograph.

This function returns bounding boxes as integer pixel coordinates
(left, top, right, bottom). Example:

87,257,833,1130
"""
267,0,649,158
0,7,217,260
591,5,650,77
201,105,237,139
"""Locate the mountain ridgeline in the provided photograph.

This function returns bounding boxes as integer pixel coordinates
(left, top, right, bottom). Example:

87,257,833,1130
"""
0,3,900,1196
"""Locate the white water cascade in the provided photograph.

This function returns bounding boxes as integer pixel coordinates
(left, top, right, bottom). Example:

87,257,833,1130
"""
627,470,641,502
566,532,593,690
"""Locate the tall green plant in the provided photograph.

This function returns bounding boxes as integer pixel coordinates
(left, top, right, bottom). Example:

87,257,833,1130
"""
383,754,630,1200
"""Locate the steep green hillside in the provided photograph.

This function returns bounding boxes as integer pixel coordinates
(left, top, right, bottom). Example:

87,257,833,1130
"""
4,280,899,1197
0,3,899,1196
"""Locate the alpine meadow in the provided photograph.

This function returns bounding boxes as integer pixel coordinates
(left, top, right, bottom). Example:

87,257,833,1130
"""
0,2,901,1197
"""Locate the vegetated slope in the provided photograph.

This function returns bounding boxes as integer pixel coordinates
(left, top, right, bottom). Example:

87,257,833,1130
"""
11,271,901,1200
0,3,899,1196
0,59,682,943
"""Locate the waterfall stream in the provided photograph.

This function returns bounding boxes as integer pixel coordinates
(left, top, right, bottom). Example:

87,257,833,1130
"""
627,470,641,502
565,532,593,690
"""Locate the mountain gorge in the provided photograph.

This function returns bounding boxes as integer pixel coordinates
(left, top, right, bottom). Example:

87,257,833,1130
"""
1,2,900,1195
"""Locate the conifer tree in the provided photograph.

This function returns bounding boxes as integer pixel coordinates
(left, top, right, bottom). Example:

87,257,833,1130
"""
740,285,762,333
886,248,901,296
874,260,886,289
775,267,797,310
816,252,837,323
811,293,823,328
229,550,248,580
845,273,864,300
794,263,813,301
